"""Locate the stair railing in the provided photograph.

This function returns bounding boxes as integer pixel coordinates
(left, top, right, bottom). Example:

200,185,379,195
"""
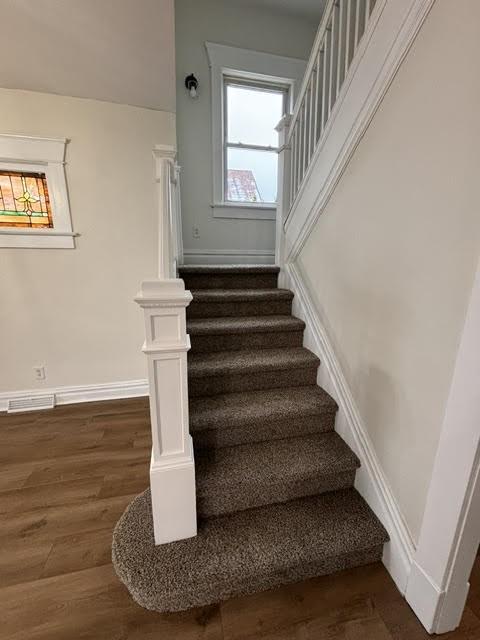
279,0,377,230
135,144,196,545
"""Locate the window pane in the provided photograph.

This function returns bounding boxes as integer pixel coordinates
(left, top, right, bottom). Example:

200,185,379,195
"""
226,148,278,204
226,84,284,148
0,170,53,228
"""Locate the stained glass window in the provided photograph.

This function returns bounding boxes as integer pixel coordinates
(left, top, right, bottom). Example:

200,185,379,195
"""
0,170,53,228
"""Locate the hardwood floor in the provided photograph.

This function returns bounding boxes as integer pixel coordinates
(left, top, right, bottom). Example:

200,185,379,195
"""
1,398,479,639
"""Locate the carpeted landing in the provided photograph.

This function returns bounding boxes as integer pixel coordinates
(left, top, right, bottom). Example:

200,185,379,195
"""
112,265,388,612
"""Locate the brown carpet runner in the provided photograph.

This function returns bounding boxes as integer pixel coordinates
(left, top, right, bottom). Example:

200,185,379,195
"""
112,265,388,612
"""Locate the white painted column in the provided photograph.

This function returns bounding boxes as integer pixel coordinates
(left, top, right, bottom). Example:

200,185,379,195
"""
135,279,196,544
275,114,292,287
134,145,196,545
153,144,177,279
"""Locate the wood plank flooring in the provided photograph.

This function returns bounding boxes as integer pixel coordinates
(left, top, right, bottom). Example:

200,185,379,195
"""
1,397,479,639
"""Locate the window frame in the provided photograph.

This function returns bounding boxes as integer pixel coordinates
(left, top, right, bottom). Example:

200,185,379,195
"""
205,42,306,220
0,134,75,248
223,76,289,207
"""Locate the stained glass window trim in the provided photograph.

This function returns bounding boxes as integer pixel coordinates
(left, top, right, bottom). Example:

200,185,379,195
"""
0,133,74,248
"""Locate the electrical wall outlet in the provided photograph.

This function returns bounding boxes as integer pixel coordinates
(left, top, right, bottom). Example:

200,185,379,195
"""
192,226,200,239
33,366,46,381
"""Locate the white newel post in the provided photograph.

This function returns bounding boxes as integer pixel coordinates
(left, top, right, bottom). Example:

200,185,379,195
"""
275,115,292,287
135,145,197,545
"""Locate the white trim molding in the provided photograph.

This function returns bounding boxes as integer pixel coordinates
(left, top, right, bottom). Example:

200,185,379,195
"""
284,262,415,594
205,42,306,220
212,202,276,221
405,255,480,634
0,379,148,413
0,134,75,249
183,248,275,265
283,0,435,261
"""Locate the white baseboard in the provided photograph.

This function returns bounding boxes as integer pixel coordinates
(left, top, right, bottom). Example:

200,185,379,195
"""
183,248,275,265
0,379,148,413
285,262,415,594
405,561,462,634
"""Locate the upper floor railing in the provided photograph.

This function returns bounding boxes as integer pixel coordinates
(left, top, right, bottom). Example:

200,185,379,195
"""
286,0,377,215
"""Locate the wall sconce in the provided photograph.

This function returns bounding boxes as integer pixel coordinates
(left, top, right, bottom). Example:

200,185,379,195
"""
185,74,199,99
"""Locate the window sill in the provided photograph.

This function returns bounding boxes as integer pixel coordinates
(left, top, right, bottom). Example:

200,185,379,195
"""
0,229,78,249
211,202,276,220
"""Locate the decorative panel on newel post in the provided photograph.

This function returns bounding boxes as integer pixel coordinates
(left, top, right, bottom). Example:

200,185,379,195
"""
135,145,196,545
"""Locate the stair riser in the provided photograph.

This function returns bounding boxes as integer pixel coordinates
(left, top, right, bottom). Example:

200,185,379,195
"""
187,300,292,318
197,470,356,518
188,366,318,398
181,274,278,290
192,411,337,449
147,543,384,612
189,330,304,353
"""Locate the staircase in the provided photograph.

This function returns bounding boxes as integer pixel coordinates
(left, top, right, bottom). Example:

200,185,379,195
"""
113,265,388,612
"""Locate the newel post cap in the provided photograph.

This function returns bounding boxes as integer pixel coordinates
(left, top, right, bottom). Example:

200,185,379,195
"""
152,144,177,161
135,278,192,307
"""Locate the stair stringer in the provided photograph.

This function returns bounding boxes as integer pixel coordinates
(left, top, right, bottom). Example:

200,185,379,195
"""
284,261,415,594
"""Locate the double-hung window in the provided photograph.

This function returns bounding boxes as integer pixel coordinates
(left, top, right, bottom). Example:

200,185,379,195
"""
223,78,287,206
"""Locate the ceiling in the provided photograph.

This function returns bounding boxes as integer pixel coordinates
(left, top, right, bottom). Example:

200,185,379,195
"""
0,0,176,112
220,0,326,20
0,0,322,112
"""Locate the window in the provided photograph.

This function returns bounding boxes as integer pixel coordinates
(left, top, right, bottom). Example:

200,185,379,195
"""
0,170,53,228
205,42,305,220
0,134,74,248
224,79,287,206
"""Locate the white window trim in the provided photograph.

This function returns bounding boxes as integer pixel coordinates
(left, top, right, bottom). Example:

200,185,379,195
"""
205,42,306,221
0,134,75,248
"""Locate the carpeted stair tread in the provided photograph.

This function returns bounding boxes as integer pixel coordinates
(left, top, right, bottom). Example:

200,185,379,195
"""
195,432,359,517
188,346,319,378
189,288,293,302
190,385,337,432
112,487,389,612
180,266,280,290
187,288,293,319
190,386,337,448
187,315,305,335
179,265,280,274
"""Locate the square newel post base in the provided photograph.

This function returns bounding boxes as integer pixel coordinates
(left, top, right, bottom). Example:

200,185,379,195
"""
135,278,197,545
150,439,197,545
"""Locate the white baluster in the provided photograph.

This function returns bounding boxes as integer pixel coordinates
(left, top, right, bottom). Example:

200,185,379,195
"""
354,0,361,49
336,0,344,94
308,78,313,164
345,0,352,75
290,127,296,208
321,43,328,136
328,10,336,115
275,114,292,266
302,98,308,180
314,50,321,146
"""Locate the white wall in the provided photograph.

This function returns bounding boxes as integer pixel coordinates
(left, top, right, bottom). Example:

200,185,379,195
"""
0,0,176,112
297,0,480,542
175,0,318,262
0,89,175,394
